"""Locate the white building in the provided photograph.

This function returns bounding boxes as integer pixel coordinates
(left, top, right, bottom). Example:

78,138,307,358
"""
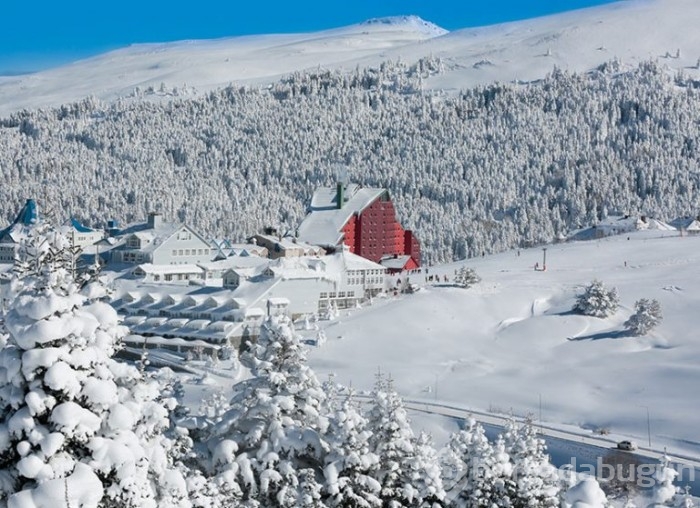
250,233,326,259
0,199,38,263
61,217,105,249
111,213,213,265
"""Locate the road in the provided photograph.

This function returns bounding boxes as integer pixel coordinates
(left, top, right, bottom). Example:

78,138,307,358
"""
356,394,700,492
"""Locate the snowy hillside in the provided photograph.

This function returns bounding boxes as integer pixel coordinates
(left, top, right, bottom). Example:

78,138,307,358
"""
3,0,700,115
307,229,700,457
0,16,444,115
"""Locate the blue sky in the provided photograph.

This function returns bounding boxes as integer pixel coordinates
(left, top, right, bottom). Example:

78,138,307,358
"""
2,0,619,75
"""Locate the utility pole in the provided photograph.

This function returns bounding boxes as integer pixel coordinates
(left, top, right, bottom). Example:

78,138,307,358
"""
539,393,543,434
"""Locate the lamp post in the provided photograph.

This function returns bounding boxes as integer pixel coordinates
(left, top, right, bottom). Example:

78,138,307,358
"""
640,405,651,447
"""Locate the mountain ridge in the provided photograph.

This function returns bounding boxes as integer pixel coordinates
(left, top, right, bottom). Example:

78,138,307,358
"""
3,0,700,115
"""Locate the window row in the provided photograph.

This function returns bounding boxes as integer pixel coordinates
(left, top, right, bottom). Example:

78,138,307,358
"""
172,248,210,256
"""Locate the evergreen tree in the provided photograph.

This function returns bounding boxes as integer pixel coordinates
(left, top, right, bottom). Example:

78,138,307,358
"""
507,418,560,508
323,389,381,508
0,224,188,507
573,280,619,318
561,477,608,508
366,375,443,507
625,298,663,335
454,267,480,289
470,435,516,508
440,418,491,507
651,453,678,506
210,315,328,507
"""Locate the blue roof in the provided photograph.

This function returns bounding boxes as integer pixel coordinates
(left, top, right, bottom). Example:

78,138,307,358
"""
0,199,38,241
13,199,38,227
70,217,95,233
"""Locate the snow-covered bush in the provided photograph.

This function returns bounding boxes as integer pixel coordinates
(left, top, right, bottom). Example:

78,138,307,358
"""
625,298,662,335
573,280,619,318
454,266,481,289
561,477,608,508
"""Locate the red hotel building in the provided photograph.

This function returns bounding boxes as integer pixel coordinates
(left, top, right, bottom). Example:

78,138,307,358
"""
297,183,420,269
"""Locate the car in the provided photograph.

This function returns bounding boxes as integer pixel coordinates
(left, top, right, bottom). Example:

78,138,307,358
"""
617,440,638,451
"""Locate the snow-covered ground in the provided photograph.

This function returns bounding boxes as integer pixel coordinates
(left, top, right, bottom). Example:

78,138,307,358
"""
3,0,700,115
307,230,700,457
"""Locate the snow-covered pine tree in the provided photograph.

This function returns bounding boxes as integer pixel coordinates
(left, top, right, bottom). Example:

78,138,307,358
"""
469,434,516,508
454,267,481,289
366,374,443,507
0,224,189,508
506,417,560,508
625,298,663,336
209,314,329,507
573,280,619,318
440,418,491,507
323,388,381,508
407,432,446,507
651,453,679,506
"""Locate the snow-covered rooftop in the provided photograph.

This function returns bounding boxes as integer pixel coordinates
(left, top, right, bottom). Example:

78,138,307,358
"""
297,184,386,247
379,254,412,270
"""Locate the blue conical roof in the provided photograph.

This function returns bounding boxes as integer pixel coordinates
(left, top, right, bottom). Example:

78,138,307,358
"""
0,199,38,242
12,199,38,227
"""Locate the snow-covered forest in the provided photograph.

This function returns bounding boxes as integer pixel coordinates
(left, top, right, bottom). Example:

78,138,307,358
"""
2,58,700,263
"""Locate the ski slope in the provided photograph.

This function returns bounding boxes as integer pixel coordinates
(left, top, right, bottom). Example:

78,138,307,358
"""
3,0,700,115
307,230,700,458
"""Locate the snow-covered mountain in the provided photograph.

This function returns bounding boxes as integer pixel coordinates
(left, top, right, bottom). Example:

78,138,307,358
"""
2,0,700,116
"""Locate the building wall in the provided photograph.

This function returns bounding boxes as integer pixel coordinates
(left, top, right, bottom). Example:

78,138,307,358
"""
342,193,420,266
153,227,212,265
268,278,336,317
404,230,421,266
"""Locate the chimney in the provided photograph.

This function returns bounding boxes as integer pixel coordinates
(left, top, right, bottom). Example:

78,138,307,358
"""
336,182,344,209
147,212,163,229
106,219,119,237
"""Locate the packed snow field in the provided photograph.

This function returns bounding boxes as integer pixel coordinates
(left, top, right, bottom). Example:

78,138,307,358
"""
308,229,700,457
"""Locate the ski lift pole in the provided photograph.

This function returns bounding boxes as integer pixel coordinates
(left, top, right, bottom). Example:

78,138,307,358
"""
542,248,547,271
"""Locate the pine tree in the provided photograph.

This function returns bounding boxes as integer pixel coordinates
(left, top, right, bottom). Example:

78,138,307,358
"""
366,375,443,507
470,434,516,508
507,418,560,508
561,477,608,508
0,224,189,507
209,315,328,507
440,418,491,507
408,432,446,507
323,388,381,508
454,267,481,289
651,453,678,506
573,280,619,318
625,298,663,335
